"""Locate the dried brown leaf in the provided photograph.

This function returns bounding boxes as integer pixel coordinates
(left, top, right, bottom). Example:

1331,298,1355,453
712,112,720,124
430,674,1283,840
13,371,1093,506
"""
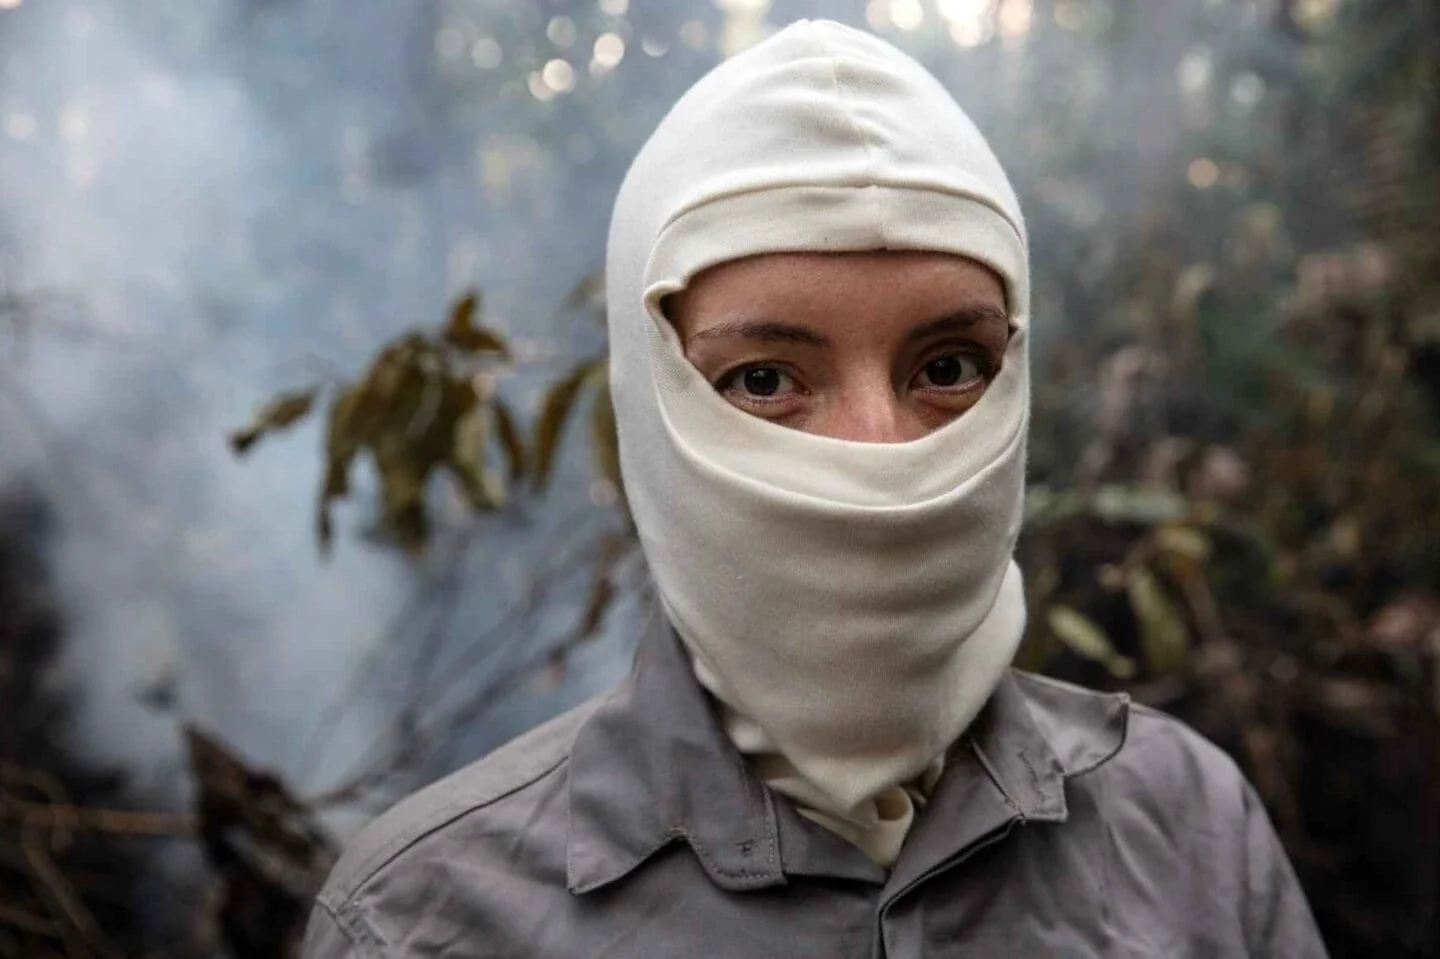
532,356,604,492
588,364,621,491
317,387,366,554
443,289,510,356
374,440,430,554
491,396,528,483
447,398,505,511
230,387,320,455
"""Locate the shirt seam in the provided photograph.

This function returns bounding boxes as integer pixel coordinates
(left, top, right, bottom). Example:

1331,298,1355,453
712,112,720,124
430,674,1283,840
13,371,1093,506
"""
315,895,387,959
338,751,572,907
1013,670,1131,778
1066,691,1130,779
968,737,1028,820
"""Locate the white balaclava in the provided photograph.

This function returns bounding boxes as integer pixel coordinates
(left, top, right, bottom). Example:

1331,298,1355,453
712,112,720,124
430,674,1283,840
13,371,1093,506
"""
605,19,1031,867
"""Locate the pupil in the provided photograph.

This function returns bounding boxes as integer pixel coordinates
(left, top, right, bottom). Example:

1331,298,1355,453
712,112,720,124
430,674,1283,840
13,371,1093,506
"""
927,356,963,386
743,368,780,396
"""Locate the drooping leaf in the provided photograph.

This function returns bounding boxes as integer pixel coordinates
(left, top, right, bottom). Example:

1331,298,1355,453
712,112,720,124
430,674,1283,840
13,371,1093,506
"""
443,289,510,356
588,363,622,492
491,396,528,483
229,387,321,455
531,356,604,492
447,393,505,511
373,438,430,555
322,387,365,498
1127,567,1191,676
1046,605,1137,679
576,569,616,643
317,386,366,554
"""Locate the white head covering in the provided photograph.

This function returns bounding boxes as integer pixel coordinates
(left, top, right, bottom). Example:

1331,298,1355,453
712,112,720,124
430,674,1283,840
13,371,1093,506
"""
605,19,1031,866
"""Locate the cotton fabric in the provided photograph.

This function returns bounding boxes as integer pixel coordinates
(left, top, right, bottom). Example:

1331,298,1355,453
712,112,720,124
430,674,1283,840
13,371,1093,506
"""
607,18,1030,864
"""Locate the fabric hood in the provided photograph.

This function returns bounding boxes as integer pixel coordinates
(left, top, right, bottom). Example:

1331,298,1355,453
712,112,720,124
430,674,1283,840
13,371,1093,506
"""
604,18,1032,864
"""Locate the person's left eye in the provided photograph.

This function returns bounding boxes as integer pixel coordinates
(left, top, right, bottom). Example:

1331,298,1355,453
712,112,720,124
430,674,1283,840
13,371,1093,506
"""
913,352,985,391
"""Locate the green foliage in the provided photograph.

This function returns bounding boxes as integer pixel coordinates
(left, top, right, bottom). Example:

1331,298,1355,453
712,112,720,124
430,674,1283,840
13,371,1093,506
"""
1045,605,1135,678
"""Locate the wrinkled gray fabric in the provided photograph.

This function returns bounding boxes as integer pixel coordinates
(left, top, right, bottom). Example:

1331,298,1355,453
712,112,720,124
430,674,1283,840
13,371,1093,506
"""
302,626,1327,958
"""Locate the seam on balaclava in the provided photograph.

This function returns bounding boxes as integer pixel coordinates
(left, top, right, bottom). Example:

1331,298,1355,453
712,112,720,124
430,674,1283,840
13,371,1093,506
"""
815,32,889,245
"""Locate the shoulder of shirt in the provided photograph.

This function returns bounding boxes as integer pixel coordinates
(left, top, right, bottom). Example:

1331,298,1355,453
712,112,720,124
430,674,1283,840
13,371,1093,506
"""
1009,668,1247,794
315,692,604,906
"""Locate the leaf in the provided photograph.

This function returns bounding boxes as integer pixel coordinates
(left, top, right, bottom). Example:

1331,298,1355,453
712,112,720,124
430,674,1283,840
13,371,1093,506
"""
1127,567,1191,676
1155,523,1212,582
588,363,621,491
1046,605,1136,679
1025,484,1088,527
574,533,634,643
576,569,616,643
531,356,605,492
1155,524,1212,563
317,387,365,555
491,396,528,483
229,387,320,455
448,398,506,511
1092,485,1190,525
443,289,510,356
374,440,430,554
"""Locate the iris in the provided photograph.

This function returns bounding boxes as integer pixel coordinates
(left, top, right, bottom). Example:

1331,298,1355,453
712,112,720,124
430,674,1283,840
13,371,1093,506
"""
925,355,964,386
743,367,782,396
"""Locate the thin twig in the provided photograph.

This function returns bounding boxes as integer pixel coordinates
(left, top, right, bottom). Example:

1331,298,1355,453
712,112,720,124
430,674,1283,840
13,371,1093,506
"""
2,805,194,838
0,902,60,939
304,517,613,807
292,527,477,774
21,825,120,959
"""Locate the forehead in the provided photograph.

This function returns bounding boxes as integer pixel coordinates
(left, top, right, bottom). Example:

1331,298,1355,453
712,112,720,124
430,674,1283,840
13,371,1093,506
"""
671,250,1008,322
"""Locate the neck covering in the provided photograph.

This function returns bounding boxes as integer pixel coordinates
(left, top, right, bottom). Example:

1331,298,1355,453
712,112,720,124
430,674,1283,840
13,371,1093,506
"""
604,19,1031,867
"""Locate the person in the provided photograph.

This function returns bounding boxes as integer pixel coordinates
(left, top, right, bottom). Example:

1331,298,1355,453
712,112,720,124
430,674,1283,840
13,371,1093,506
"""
301,19,1327,957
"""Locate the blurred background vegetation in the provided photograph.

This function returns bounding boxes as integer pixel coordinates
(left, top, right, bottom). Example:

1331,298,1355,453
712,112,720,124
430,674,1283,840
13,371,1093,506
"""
1,0,1437,955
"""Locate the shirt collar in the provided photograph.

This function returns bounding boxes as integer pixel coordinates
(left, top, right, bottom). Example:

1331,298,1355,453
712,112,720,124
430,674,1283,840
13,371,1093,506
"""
566,623,1129,895
566,618,786,894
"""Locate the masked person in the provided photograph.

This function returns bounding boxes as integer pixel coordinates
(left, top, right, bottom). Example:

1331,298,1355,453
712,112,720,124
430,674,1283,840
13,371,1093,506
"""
302,20,1326,958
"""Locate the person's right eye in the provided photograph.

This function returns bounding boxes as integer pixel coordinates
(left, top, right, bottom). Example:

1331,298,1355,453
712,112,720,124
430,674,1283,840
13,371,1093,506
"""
716,363,800,400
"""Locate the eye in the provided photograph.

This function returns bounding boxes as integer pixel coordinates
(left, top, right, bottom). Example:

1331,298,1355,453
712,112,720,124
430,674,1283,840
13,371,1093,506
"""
915,353,984,390
716,363,799,402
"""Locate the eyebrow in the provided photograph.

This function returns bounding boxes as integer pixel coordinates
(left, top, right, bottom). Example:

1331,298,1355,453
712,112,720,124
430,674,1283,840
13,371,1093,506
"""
687,319,831,347
686,303,1009,348
902,303,1010,343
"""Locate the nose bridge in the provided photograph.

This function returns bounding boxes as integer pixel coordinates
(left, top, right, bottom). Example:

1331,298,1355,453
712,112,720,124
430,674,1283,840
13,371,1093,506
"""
831,367,909,443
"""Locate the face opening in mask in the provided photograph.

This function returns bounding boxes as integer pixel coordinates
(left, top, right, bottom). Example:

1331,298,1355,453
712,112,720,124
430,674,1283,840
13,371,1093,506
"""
664,250,1012,444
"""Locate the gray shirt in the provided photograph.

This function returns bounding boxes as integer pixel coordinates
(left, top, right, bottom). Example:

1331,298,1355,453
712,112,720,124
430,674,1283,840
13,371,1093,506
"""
302,627,1327,957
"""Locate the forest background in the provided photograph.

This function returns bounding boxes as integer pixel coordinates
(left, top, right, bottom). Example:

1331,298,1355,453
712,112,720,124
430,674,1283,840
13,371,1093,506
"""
1,0,1437,956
